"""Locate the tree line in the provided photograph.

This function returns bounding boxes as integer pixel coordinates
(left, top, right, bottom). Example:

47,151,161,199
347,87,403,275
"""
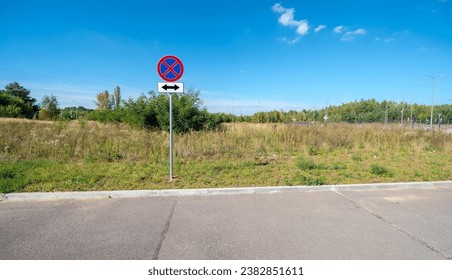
1,82,451,131
250,99,451,125
0,82,224,132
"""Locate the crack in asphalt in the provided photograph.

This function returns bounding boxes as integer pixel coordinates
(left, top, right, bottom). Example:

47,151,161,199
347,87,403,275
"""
152,200,177,260
333,190,451,260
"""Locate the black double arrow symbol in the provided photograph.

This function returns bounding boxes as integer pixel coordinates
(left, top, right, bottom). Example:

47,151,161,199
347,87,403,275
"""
162,84,180,91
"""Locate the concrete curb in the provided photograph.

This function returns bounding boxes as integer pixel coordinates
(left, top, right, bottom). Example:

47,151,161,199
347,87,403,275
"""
1,181,452,202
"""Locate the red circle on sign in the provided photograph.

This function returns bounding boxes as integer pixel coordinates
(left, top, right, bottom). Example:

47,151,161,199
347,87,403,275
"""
157,55,184,82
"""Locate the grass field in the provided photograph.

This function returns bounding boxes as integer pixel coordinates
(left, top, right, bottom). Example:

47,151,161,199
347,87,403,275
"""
1,118,451,193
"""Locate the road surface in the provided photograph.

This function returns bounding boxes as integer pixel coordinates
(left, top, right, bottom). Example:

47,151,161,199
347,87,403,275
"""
1,185,451,259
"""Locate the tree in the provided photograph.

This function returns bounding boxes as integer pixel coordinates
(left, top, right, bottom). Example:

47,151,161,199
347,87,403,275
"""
4,82,36,104
39,95,60,120
113,86,121,110
0,82,38,118
96,90,113,111
0,93,25,118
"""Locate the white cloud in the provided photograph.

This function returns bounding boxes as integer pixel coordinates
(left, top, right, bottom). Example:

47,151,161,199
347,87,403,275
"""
279,9,297,26
272,3,310,38
296,20,309,35
271,3,286,13
341,28,367,41
375,36,395,43
280,37,301,44
272,4,368,43
314,25,326,32
334,25,344,34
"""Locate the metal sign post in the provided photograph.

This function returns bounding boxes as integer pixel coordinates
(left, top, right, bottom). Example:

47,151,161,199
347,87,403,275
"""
169,93,173,181
157,55,184,182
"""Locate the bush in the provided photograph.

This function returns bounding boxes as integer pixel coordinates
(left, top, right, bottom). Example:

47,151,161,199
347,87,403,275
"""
87,88,221,133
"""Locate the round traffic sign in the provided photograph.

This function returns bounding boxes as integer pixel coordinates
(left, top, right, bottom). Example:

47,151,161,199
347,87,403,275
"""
157,55,184,82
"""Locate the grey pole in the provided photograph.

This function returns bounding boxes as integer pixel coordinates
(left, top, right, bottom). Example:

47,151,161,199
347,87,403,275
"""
401,100,404,126
425,75,435,130
169,93,173,181
384,102,388,127
438,113,441,129
410,104,413,130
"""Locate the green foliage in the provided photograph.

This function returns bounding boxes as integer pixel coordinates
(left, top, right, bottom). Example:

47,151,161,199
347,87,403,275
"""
253,110,289,123
294,174,326,186
370,164,392,177
60,106,92,120
0,160,50,193
87,88,219,133
0,94,24,118
296,158,326,170
248,99,452,124
352,155,363,162
0,82,38,118
39,95,60,120
331,162,347,170
96,90,113,111
86,108,123,123
4,82,36,104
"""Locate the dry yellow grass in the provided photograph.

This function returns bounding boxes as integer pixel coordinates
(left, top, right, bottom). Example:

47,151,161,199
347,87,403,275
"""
1,118,451,193
1,118,451,164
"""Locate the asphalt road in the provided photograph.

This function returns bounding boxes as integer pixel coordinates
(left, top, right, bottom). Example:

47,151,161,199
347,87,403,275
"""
1,186,451,260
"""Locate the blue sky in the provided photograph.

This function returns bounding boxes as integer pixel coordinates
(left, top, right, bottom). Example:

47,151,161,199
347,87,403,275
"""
1,0,451,114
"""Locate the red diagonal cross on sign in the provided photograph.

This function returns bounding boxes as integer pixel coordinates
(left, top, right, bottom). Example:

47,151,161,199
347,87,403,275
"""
162,60,179,77
157,55,184,82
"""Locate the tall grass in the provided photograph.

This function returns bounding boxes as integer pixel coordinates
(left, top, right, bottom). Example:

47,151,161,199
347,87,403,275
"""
1,118,451,192
1,118,451,163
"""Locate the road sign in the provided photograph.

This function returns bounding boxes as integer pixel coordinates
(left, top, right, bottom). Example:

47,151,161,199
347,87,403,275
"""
157,55,184,82
158,82,184,93
156,55,184,182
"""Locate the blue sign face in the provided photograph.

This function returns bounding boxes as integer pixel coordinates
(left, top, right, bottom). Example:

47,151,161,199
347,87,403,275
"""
157,55,184,82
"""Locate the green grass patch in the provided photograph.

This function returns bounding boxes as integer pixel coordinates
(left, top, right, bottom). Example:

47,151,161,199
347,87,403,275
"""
0,160,53,193
352,154,363,162
296,158,327,170
294,174,326,186
370,164,393,177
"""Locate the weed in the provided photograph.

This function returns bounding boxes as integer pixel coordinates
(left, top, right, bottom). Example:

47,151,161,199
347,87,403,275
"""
295,174,326,186
359,142,365,149
296,158,318,170
308,145,320,156
352,155,363,162
331,162,347,170
370,164,392,177
296,158,326,170
283,178,293,186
